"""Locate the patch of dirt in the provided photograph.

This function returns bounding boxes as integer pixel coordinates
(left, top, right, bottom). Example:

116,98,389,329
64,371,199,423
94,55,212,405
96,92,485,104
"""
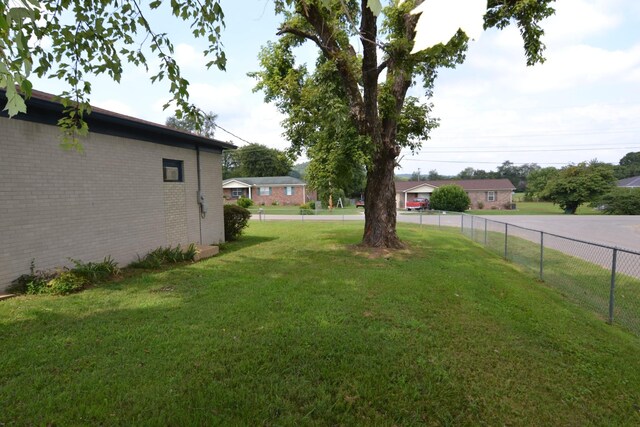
151,286,175,293
347,243,416,260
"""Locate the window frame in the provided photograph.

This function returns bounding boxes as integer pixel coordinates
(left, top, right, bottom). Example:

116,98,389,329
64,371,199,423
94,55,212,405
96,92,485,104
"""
285,186,294,196
162,158,184,182
487,191,496,202
231,188,244,198
259,186,271,196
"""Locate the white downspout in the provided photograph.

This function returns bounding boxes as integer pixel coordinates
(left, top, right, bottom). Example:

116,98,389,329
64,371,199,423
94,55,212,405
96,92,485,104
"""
404,192,407,209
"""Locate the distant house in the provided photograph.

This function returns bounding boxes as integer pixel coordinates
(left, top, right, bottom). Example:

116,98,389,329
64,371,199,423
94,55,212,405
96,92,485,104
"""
223,176,315,206
618,176,640,188
395,179,516,210
0,89,235,293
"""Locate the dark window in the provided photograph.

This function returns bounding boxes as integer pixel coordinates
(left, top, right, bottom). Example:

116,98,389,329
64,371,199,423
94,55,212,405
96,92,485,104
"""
163,159,184,182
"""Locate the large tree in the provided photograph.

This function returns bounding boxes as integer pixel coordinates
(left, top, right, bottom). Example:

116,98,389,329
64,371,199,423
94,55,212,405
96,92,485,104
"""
1,0,225,146
252,0,554,248
541,162,616,214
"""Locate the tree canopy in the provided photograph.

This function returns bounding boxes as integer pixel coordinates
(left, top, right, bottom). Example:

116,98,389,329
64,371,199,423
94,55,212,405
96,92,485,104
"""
252,0,554,247
223,143,293,179
540,162,616,214
166,111,218,139
1,0,225,147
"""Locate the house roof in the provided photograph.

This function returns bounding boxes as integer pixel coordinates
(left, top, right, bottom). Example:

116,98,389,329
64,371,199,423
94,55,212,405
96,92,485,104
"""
396,179,516,192
223,176,307,186
0,89,237,153
618,176,640,188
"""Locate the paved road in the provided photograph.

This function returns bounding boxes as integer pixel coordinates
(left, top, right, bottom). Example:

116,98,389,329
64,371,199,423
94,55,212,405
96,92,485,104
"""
474,215,640,253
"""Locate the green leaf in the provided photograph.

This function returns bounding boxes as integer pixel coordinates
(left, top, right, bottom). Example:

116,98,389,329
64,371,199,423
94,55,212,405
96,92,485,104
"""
4,92,28,117
367,0,383,16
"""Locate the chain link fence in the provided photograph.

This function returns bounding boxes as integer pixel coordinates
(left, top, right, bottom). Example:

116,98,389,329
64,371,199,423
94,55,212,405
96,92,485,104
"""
459,214,640,336
248,208,640,335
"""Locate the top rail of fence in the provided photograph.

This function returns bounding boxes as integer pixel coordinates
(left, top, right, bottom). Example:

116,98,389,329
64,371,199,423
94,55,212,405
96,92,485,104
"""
463,213,640,256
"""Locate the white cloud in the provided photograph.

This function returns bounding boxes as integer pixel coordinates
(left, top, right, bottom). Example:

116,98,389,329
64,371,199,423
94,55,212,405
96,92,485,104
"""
174,43,209,70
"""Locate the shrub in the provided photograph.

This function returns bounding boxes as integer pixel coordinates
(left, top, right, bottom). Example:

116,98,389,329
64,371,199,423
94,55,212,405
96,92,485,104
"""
69,256,120,282
299,202,314,215
224,204,251,241
129,244,197,269
44,271,87,295
430,185,471,212
271,200,279,206
476,201,484,210
237,197,253,209
10,267,57,294
600,187,640,215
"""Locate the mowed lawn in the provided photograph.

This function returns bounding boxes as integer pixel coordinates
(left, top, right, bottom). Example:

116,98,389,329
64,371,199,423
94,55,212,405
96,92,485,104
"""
468,201,602,215
1,222,640,425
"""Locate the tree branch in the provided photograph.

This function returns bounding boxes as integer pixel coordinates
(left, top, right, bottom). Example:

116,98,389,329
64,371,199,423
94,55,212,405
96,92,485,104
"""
293,1,367,133
277,26,328,56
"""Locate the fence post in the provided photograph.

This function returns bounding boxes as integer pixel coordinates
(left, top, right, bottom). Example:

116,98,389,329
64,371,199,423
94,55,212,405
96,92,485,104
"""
438,213,441,228
609,248,618,325
539,232,544,280
471,216,474,241
484,218,487,246
504,223,508,259
461,214,464,233
420,210,423,227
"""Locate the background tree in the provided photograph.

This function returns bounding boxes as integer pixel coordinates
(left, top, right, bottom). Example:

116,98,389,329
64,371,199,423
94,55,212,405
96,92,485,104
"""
427,169,445,180
615,151,640,179
540,162,616,214
252,0,554,248
496,161,540,192
165,111,218,138
525,166,558,201
223,143,293,179
410,170,423,181
599,188,640,215
430,185,470,212
1,0,225,146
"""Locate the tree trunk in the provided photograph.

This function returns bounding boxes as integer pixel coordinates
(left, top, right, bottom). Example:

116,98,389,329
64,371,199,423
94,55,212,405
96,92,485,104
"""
362,145,405,248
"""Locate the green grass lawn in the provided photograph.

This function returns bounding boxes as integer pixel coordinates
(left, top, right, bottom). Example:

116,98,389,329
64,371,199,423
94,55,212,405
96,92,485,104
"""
247,204,364,216
2,223,640,425
468,201,603,215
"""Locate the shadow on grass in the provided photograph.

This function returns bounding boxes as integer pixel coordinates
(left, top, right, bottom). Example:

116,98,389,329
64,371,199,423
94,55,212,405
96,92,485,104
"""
218,235,278,255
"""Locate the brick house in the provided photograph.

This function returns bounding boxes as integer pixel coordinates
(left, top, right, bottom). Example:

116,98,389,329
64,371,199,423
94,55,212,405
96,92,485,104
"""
395,179,516,210
0,89,235,292
223,176,314,206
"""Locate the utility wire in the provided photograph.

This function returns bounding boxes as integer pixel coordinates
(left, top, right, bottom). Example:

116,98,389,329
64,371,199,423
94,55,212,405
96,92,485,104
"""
414,146,640,154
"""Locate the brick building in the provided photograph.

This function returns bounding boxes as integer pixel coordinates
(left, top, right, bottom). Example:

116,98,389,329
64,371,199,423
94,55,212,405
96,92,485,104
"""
0,89,235,292
223,176,314,206
395,179,516,210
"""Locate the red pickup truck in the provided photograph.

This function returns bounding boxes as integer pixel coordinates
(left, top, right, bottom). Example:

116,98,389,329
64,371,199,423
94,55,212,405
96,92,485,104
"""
406,198,429,211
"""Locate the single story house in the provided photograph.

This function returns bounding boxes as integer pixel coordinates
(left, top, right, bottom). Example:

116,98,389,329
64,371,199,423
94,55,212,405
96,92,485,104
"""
223,176,314,206
395,179,516,210
0,89,235,292
618,176,640,188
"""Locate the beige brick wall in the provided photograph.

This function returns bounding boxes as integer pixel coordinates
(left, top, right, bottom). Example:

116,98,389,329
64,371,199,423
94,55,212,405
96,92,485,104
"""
0,118,224,292
468,190,513,210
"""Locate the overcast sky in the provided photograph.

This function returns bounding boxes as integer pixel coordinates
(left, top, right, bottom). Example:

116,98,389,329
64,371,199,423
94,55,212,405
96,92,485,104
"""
30,0,640,176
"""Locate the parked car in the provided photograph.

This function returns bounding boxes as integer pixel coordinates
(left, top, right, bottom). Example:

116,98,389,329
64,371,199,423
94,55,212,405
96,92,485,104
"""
355,199,365,208
406,198,429,211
